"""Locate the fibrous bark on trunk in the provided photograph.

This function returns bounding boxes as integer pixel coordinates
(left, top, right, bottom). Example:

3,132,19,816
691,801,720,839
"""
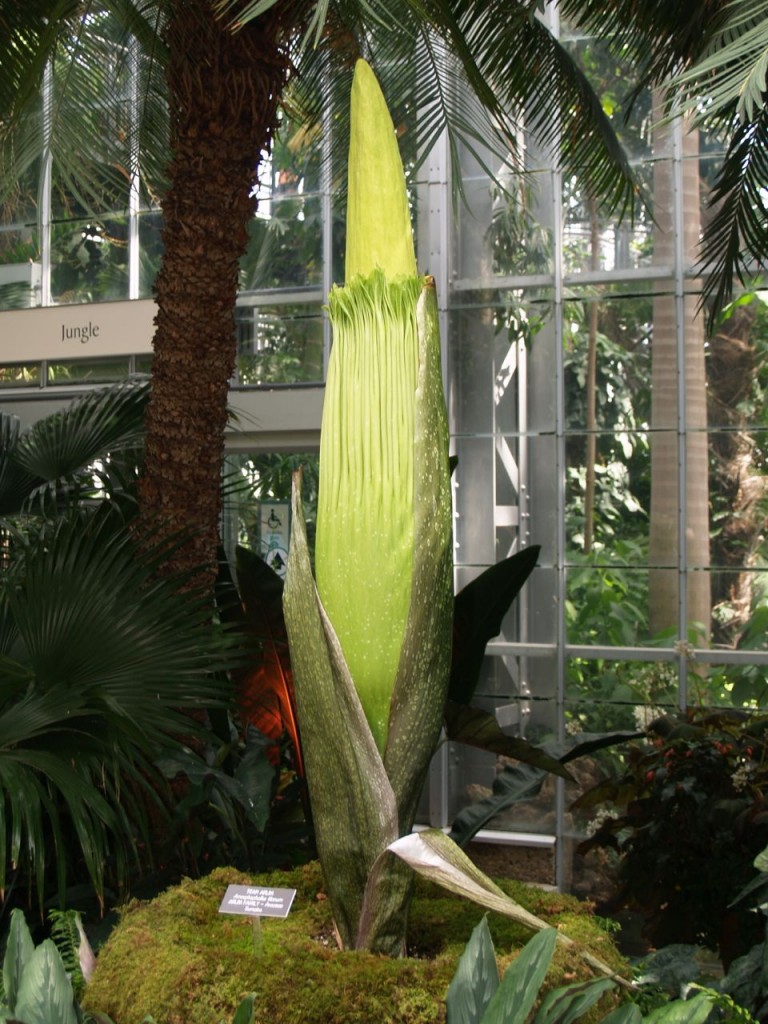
138,0,292,591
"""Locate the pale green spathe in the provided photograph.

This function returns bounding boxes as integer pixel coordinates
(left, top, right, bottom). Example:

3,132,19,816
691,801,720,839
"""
316,270,422,752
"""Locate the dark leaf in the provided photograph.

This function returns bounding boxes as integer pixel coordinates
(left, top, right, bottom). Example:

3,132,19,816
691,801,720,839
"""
560,731,644,764
449,546,540,705
445,702,572,780
449,759,547,847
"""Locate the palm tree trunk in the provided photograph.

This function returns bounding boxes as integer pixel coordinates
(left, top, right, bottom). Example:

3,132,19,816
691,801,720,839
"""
583,194,600,555
648,97,710,642
137,0,292,590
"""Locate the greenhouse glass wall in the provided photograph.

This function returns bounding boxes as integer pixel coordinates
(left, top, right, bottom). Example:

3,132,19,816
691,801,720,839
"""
2,5,767,892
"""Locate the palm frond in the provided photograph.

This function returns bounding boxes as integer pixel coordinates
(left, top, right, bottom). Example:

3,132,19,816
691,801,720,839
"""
445,0,638,214
672,0,768,123
5,513,236,728
0,505,244,907
558,0,731,87
0,416,39,518
289,0,638,219
16,381,148,477
0,0,170,212
699,106,768,323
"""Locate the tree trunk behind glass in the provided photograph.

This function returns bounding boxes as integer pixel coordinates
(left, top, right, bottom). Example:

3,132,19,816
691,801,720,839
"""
648,98,711,643
137,0,293,590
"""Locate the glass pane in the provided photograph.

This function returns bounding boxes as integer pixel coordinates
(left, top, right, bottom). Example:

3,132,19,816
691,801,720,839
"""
0,364,42,388
0,229,42,309
695,661,768,710
565,431,649,561
49,24,133,221
240,196,323,292
565,663,679,724
134,354,153,375
223,452,320,573
707,293,768,430
47,357,130,386
450,300,556,435
566,566,651,646
452,433,555,567
562,170,654,274
712,569,768,651
564,297,652,433
444,698,559,834
235,304,324,385
51,217,129,304
138,211,164,299
457,171,553,284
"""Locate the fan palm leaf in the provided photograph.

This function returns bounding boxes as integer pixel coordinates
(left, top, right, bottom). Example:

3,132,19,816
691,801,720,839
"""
0,382,148,520
0,510,239,908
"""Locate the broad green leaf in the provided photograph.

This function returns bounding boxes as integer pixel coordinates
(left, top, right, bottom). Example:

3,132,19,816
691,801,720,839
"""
2,909,34,1011
14,940,78,1024
560,733,644,764
449,760,548,848
483,927,558,1024
386,829,630,984
231,994,256,1024
532,977,616,1024
600,1006,643,1024
445,916,499,1024
387,829,554,932
644,993,715,1024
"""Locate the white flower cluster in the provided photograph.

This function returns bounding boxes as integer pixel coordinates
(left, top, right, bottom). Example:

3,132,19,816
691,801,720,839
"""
731,761,755,793
585,806,617,837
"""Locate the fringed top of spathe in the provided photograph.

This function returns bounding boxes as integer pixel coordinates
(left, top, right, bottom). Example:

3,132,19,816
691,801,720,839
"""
328,268,425,328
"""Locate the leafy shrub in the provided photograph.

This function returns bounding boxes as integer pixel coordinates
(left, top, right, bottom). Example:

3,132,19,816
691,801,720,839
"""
575,708,768,965
447,915,755,1024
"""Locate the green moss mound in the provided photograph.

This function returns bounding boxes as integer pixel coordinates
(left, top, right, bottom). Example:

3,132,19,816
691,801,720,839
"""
83,862,629,1024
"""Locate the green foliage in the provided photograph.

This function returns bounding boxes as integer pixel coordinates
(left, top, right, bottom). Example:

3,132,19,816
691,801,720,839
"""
0,508,240,909
47,909,88,997
709,843,768,1020
0,908,114,1024
0,385,286,909
445,916,740,1024
575,708,768,963
447,921,562,1024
